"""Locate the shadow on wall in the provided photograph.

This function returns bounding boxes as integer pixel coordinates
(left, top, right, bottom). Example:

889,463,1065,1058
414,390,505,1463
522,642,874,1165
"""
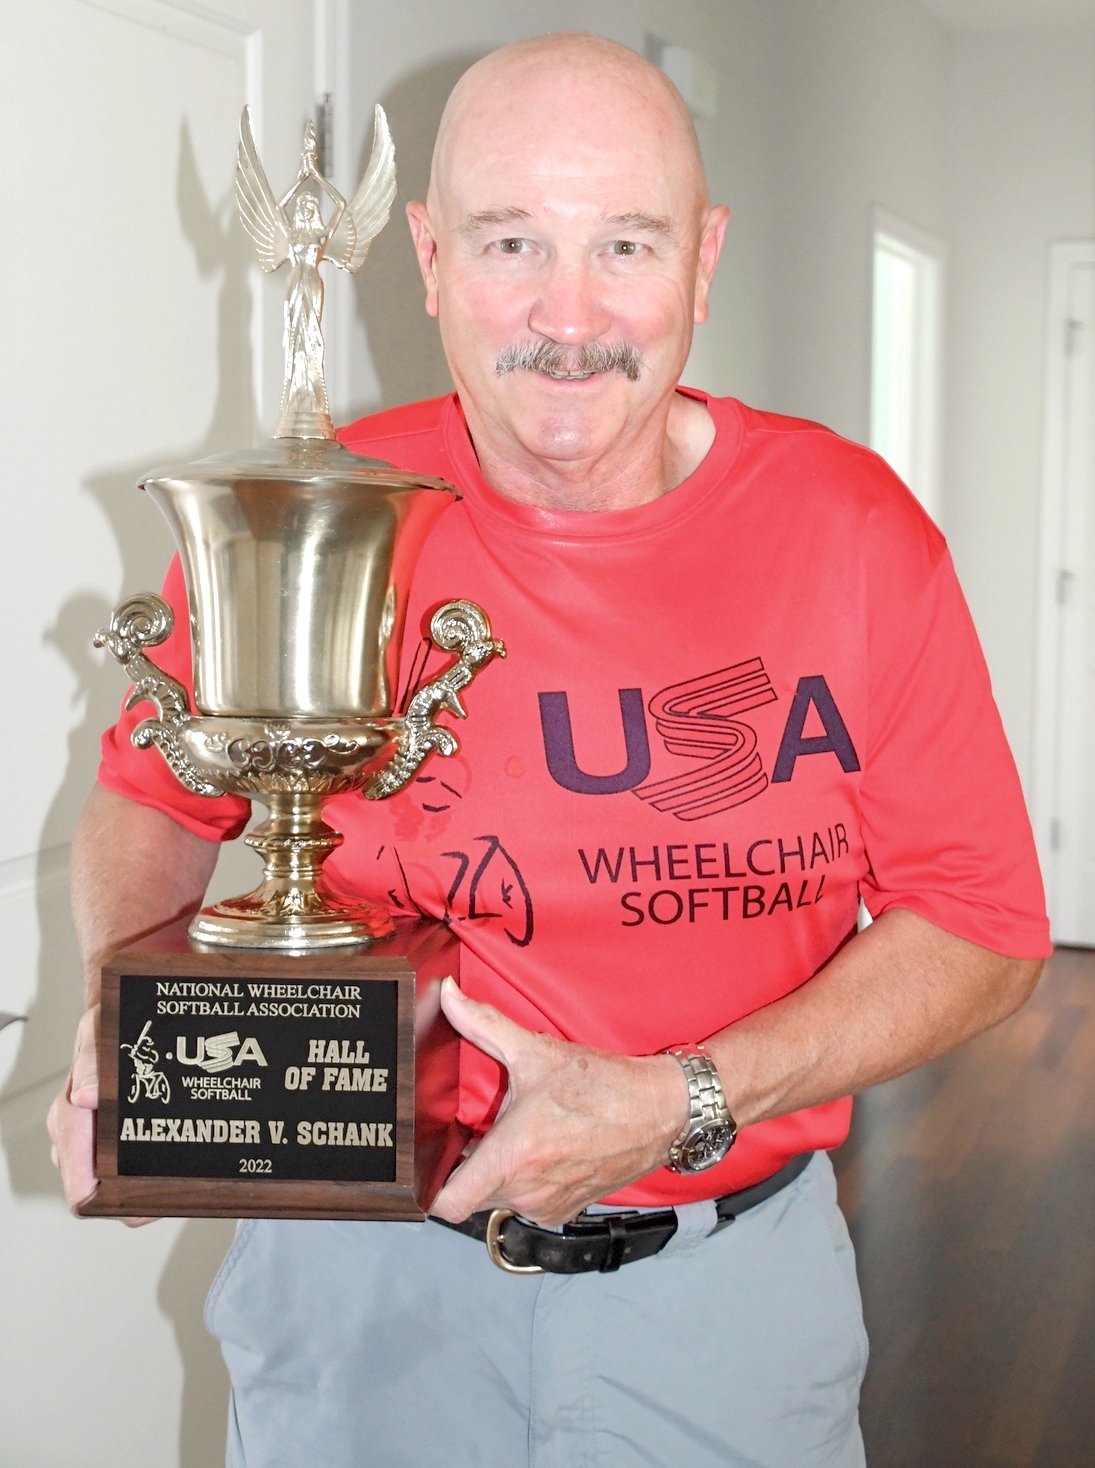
353,53,486,413
4,54,477,1463
1,115,253,1170
3,51,484,1149
160,1215,240,1467
1,117,257,1468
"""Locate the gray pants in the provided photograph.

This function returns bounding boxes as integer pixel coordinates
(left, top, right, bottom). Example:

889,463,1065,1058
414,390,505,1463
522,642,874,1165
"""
206,1152,867,1467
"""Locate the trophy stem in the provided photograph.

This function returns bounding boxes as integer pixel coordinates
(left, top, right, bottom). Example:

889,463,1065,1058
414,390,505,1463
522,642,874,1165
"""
189,791,395,951
247,790,342,891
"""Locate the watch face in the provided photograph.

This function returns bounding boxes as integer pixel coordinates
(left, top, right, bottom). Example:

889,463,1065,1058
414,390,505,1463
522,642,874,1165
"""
681,1125,736,1173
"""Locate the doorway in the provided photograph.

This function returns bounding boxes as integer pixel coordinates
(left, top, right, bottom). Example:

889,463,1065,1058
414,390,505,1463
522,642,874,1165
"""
869,208,945,521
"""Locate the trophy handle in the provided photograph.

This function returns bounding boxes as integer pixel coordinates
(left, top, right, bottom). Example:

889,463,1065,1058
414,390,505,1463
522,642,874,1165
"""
365,600,505,801
94,593,225,798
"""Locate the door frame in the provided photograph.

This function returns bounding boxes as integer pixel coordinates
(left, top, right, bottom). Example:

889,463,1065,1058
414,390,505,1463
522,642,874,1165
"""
868,205,946,521
1031,239,1095,937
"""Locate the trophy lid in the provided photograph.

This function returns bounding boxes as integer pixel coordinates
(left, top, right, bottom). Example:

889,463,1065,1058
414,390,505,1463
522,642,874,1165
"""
139,436,457,496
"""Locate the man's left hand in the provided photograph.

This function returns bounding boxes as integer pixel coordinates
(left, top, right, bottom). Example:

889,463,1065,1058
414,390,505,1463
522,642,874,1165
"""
430,978,688,1228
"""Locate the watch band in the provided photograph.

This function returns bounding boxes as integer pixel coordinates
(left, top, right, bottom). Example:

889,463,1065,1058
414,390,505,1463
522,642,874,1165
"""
663,1045,737,1173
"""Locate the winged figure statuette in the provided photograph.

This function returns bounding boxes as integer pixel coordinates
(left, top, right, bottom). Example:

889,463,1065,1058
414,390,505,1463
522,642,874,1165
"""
236,105,396,439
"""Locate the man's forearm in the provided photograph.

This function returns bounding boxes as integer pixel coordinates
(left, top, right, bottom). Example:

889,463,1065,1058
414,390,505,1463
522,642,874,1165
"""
425,908,1043,1226
707,907,1043,1130
72,784,220,1001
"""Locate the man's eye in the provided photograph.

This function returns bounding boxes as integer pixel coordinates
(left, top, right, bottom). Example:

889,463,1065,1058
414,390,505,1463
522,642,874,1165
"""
611,240,640,256
497,238,525,254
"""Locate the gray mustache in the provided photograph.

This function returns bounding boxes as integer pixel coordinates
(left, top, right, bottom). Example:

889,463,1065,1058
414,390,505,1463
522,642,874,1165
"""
495,340,643,382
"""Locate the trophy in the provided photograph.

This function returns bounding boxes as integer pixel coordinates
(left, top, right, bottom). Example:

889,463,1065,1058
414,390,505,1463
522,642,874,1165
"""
78,108,503,1222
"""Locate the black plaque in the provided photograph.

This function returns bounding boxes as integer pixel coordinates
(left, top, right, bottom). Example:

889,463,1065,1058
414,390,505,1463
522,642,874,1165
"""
79,917,467,1221
115,971,398,1182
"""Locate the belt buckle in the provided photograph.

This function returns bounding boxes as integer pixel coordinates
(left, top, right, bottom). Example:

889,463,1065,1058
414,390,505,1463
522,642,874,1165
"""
485,1208,545,1275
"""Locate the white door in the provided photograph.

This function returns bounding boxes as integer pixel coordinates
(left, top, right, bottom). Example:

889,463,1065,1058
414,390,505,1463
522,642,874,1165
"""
1034,243,1095,946
0,3,313,1463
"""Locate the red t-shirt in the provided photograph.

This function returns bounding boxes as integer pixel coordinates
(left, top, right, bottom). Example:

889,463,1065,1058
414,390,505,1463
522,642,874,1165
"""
99,390,1050,1205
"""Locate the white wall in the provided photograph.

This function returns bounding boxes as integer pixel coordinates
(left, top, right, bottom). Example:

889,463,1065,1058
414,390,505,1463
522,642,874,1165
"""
943,28,1095,784
1,4,314,1465
331,0,775,423
763,0,952,444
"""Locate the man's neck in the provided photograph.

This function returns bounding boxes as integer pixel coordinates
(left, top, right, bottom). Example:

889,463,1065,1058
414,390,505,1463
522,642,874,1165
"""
465,391,717,512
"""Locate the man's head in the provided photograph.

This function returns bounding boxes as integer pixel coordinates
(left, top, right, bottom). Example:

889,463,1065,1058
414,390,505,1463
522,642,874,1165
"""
407,34,728,489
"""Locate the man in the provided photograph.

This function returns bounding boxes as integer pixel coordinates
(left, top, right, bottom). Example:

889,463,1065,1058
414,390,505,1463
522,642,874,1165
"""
50,32,1049,1467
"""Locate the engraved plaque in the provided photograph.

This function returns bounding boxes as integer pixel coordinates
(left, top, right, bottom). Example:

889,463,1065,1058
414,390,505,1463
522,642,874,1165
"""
115,972,398,1182
79,918,467,1221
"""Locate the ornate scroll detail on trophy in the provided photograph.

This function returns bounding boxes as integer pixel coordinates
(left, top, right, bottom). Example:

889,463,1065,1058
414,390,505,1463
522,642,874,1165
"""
81,107,503,1222
94,593,223,798
366,602,506,799
95,591,504,949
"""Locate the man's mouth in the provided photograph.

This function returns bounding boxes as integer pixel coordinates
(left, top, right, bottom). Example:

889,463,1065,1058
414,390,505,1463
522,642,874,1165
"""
495,340,643,382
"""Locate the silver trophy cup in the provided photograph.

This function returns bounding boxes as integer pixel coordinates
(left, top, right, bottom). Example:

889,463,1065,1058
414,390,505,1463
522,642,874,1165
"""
95,109,503,950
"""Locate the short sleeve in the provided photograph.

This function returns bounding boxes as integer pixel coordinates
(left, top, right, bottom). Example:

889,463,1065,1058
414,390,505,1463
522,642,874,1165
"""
97,555,251,842
858,505,1050,959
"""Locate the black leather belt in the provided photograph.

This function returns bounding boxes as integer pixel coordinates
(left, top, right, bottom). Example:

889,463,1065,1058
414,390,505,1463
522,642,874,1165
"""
433,1151,813,1275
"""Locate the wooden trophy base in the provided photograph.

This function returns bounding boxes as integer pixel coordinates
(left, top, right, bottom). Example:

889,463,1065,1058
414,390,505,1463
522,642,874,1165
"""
78,918,467,1221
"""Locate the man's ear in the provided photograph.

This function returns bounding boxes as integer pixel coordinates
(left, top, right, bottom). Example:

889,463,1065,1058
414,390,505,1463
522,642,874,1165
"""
694,205,730,325
406,201,440,318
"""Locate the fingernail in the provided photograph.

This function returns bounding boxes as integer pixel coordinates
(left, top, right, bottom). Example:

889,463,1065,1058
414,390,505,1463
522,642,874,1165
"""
441,975,459,997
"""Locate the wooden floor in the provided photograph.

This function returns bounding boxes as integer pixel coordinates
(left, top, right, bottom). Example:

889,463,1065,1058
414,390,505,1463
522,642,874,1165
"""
833,947,1095,1468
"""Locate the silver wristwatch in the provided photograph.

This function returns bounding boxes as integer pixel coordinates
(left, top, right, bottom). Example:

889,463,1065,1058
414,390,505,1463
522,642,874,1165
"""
663,1046,737,1173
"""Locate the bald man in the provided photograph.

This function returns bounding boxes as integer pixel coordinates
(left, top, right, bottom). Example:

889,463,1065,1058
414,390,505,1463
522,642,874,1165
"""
51,32,1049,1468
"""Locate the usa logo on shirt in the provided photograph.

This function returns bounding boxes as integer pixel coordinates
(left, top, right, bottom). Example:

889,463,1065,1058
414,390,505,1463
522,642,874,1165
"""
538,658,860,821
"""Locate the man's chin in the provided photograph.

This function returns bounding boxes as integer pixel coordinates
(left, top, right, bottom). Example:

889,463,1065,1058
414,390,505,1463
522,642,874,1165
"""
514,411,629,465
472,370,650,463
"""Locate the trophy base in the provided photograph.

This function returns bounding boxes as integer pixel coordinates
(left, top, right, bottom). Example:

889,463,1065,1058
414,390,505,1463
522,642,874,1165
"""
78,916,467,1221
190,893,394,951
187,790,397,951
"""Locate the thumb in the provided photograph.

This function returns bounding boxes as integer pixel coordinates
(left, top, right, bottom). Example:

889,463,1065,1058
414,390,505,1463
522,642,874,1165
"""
439,977,530,1071
70,1006,100,1110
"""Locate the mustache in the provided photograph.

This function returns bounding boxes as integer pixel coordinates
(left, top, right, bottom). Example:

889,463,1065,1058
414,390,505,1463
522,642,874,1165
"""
494,339,643,382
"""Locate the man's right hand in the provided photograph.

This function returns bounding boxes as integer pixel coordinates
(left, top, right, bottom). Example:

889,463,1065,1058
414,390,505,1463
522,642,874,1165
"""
52,783,222,1224
47,1005,100,1214
47,1004,160,1226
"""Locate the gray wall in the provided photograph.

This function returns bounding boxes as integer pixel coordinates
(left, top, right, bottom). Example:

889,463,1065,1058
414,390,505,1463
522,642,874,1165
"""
764,0,952,443
336,0,775,419
944,28,1095,782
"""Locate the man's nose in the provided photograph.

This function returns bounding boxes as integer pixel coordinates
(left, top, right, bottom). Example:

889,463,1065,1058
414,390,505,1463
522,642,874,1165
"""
527,259,613,345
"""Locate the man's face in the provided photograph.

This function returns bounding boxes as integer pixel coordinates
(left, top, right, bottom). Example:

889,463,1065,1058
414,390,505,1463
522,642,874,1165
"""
408,64,727,473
